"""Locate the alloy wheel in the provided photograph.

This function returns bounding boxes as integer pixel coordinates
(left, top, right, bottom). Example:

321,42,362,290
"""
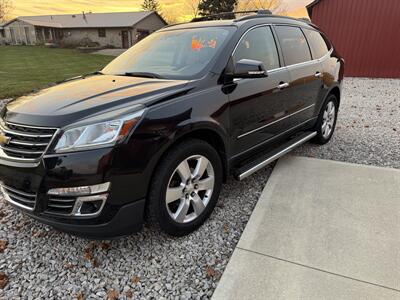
322,101,336,139
165,155,215,224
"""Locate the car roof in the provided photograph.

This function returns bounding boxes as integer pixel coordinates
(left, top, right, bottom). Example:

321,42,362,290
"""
160,15,315,32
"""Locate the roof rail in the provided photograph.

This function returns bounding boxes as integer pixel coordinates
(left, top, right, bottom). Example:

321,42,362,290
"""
191,10,272,22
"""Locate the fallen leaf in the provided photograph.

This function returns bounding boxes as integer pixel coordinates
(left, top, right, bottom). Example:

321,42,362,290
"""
92,258,100,268
75,291,85,300
0,240,8,253
100,242,111,250
223,224,229,233
63,262,74,270
107,289,119,300
132,275,140,284
206,266,217,278
125,289,133,298
0,272,8,289
364,125,370,128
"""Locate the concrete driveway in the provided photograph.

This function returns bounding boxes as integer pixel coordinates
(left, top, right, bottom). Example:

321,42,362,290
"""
213,156,400,299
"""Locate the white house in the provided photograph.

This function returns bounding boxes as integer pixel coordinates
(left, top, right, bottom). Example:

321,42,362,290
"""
1,11,167,48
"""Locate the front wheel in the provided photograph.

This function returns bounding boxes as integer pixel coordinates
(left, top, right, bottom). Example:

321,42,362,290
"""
146,139,223,236
312,95,339,145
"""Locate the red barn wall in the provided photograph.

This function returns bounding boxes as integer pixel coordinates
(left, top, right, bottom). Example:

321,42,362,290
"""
310,0,400,78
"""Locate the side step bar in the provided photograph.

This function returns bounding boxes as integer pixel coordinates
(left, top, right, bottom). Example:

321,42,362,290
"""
235,131,317,181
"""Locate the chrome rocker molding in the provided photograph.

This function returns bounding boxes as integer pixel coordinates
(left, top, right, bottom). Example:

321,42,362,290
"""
237,131,317,181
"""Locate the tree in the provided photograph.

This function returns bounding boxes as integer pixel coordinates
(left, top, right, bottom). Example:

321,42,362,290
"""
198,0,238,16
141,0,161,13
236,0,287,15
185,0,202,19
0,0,13,23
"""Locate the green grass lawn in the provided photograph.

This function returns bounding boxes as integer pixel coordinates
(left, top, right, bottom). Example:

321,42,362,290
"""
0,46,115,99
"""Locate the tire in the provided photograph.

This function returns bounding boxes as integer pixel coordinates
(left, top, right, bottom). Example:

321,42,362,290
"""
312,94,339,145
146,139,223,236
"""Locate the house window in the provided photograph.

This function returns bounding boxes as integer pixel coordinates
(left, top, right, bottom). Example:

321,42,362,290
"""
136,29,150,41
98,28,106,38
0,30,5,38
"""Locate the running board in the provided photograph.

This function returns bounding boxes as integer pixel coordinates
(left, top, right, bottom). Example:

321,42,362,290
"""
234,131,317,181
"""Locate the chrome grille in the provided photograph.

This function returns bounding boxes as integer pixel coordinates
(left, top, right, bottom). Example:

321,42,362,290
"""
0,121,58,161
0,183,37,211
46,196,76,215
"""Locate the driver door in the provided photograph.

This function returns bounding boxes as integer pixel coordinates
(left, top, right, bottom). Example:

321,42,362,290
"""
228,26,293,156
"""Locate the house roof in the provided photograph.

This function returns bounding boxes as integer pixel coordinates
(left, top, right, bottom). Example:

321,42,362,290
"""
4,11,167,29
306,0,323,18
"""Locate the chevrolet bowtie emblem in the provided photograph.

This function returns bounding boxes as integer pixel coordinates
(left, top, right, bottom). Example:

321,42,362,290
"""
0,132,11,146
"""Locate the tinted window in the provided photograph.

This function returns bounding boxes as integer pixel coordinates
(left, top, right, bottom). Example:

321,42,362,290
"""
102,27,234,80
233,26,280,70
303,29,330,59
275,26,311,66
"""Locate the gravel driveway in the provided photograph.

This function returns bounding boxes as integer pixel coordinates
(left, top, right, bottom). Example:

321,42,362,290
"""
0,78,399,299
294,78,400,169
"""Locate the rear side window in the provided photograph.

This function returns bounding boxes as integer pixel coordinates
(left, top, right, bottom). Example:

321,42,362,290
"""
275,26,311,66
233,26,280,70
303,29,330,59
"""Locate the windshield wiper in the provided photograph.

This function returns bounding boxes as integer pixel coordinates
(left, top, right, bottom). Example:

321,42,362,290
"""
123,72,164,79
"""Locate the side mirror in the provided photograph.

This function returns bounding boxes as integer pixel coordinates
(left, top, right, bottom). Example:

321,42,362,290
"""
226,59,268,79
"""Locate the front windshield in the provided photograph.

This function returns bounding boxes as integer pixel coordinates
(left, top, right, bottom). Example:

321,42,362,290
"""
102,27,234,79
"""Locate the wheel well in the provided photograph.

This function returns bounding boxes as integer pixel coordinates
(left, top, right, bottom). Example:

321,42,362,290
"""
174,129,228,181
329,86,341,106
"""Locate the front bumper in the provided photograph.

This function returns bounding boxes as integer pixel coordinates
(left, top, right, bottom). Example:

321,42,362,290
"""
0,147,146,238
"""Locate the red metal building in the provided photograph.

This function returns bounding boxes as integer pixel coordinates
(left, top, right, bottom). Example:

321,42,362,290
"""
307,0,400,78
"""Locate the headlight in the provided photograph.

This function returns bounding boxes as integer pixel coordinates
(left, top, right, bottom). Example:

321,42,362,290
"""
54,109,145,153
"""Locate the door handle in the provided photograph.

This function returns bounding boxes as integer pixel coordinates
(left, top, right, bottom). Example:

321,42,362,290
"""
276,82,289,89
315,72,323,78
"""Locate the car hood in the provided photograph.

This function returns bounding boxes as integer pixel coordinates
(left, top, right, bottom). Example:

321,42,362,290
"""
3,75,190,128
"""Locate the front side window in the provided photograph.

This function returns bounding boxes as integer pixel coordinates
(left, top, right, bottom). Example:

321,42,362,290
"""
233,26,280,70
275,26,312,66
303,29,330,59
102,27,234,80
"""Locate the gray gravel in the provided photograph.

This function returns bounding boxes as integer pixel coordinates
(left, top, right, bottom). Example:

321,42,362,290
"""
0,166,272,299
294,78,400,169
0,77,398,299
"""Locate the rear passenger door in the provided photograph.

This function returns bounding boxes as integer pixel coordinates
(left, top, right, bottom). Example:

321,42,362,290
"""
274,25,323,125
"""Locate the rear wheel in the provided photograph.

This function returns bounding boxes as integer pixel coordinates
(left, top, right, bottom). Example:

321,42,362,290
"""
147,139,223,236
312,94,339,144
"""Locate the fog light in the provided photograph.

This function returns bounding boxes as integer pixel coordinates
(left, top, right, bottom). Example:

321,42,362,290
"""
72,194,108,217
48,182,110,196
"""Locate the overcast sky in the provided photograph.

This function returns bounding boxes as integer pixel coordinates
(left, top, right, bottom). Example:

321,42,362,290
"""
10,0,312,20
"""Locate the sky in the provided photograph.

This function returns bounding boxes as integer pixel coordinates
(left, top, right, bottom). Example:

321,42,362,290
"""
9,0,311,21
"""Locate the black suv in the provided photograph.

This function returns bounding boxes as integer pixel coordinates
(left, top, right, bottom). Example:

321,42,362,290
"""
0,12,344,238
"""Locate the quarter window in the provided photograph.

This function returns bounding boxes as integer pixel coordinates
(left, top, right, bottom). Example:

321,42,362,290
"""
233,26,280,71
303,29,330,59
275,26,312,66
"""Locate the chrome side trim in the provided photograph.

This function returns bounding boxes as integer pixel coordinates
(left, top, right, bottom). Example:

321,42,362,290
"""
237,104,315,139
238,131,317,181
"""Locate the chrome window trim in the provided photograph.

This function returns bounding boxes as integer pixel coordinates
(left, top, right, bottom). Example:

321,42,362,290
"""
230,23,333,78
237,104,315,139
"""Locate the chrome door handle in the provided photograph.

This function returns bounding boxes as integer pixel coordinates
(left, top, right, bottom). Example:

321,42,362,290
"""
277,82,289,89
315,72,323,78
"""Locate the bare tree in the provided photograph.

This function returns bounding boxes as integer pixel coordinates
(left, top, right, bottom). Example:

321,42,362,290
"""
0,0,13,22
236,0,287,15
185,0,202,19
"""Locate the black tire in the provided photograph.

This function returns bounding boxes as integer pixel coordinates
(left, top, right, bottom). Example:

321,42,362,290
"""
312,94,339,145
146,139,223,236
